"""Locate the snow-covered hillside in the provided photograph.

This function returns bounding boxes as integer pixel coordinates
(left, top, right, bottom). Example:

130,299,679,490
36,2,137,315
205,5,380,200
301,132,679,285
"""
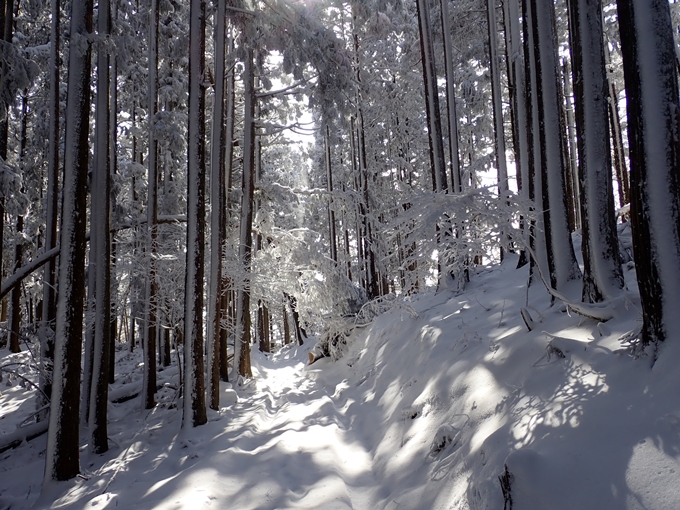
1,252,679,509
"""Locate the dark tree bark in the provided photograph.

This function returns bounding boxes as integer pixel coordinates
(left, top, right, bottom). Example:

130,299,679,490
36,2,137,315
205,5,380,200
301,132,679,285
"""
325,125,338,263
285,292,306,346
616,0,680,350
562,58,581,232
143,0,159,411
9,214,23,353
89,0,112,453
39,0,60,414
522,0,544,283
440,0,461,192
219,31,235,384
415,0,447,192
45,0,92,481
567,0,624,303
184,0,207,427
236,48,255,379
530,0,581,289
487,0,509,259
503,0,530,267
208,0,227,410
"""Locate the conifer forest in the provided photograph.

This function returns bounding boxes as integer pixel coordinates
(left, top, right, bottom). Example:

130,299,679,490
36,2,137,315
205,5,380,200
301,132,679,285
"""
1,0,680,507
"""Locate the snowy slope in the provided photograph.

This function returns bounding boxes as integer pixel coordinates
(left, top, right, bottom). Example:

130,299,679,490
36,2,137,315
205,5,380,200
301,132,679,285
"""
1,251,679,509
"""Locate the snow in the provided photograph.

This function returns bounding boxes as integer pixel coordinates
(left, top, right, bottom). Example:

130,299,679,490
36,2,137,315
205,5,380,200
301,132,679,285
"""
1,251,680,509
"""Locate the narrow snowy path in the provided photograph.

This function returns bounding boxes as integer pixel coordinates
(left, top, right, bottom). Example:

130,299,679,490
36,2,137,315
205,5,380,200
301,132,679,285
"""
68,345,380,510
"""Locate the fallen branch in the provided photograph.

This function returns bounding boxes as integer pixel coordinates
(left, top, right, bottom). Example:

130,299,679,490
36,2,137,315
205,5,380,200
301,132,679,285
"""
0,419,49,455
109,383,165,404
0,246,60,300
523,244,615,322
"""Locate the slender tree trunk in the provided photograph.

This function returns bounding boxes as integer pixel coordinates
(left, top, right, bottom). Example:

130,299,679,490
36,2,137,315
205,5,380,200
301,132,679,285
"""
45,0,92,481
208,0,227,410
9,89,26,354
108,0,118,385
440,0,461,192
143,0,158,411
285,292,306,346
607,79,630,208
523,0,546,283
9,214,23,353
0,0,15,332
530,0,581,289
283,302,290,345
416,0,447,192
39,0,60,415
325,125,338,263
219,31,235,384
89,0,112,452
503,0,530,267
562,58,581,231
235,48,255,379
487,0,509,259
184,0,207,427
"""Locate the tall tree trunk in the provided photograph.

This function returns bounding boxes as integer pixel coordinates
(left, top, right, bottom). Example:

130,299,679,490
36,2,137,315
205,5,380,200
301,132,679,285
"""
208,0,227,410
219,32,235,383
325,125,338,263
184,0,207,427
530,0,581,289
440,0,461,192
143,0,158,411
416,0,447,192
9,89,26,354
567,0,624,303
0,0,14,329
108,0,118,385
45,0,92,481
523,0,547,283
39,0,60,415
9,214,23,353
503,0,530,267
562,58,581,231
616,0,680,353
487,0,509,258
235,48,255,379
89,0,112,453
607,79,630,208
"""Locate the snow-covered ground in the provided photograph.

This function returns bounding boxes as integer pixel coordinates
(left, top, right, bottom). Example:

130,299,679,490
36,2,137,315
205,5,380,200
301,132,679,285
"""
1,250,680,509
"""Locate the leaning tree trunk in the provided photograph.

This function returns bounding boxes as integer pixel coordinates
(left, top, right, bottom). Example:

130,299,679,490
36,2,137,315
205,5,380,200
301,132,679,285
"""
183,0,207,428
45,0,92,482
567,0,623,303
616,0,680,354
